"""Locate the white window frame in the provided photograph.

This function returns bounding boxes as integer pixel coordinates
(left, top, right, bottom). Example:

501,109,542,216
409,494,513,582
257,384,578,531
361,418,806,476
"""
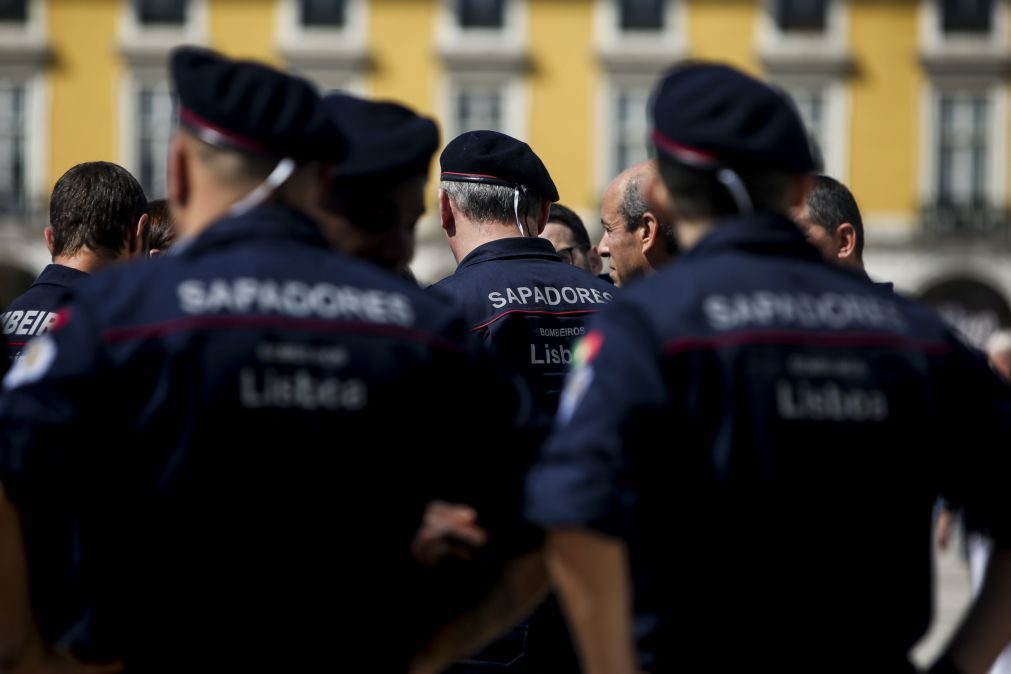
918,77,1007,208
596,0,685,48
595,0,686,73
437,0,528,145
757,0,849,63
920,0,1008,52
597,74,655,190
771,76,849,179
122,71,174,199
277,0,369,93
118,0,206,197
0,0,48,223
594,0,687,192
437,0,527,53
119,0,208,51
440,73,526,143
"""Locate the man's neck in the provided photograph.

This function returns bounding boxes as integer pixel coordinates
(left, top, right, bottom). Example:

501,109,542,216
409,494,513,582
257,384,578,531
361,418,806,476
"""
51,249,122,274
450,218,531,263
674,219,715,252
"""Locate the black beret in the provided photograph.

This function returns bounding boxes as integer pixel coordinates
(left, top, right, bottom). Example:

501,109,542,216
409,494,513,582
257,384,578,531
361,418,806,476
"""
323,92,439,180
650,62,816,174
170,46,345,163
440,130,559,202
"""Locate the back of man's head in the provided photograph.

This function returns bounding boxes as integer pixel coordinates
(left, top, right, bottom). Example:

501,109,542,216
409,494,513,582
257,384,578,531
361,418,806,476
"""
49,161,148,259
804,175,865,261
548,204,592,250
147,198,178,255
438,130,558,242
650,62,815,228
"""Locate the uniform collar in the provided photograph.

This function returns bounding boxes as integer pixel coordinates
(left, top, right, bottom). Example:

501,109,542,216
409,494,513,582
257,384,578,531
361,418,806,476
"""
33,263,90,288
457,236,561,271
181,203,330,257
683,211,823,264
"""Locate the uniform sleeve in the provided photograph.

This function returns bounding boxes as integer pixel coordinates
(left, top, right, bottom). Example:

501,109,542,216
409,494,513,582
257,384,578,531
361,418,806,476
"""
0,301,104,501
937,336,1011,548
525,300,665,538
0,298,108,646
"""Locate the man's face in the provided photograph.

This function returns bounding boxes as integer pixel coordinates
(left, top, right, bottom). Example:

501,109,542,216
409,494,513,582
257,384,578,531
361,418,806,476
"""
599,180,647,287
541,222,592,272
793,203,838,264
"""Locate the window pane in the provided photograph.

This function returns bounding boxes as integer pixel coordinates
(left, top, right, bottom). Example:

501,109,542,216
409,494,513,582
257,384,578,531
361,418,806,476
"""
455,86,503,134
941,0,993,33
614,86,650,175
619,0,664,31
135,0,186,26
776,0,827,31
0,0,27,22
0,83,26,216
300,0,345,27
137,83,175,198
458,0,504,29
937,93,988,206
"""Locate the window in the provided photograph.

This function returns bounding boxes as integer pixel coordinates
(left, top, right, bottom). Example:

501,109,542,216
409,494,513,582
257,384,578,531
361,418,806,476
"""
618,0,664,31
455,86,503,134
936,92,989,206
784,87,827,173
457,0,504,29
941,0,993,33
300,0,345,27
135,83,174,198
0,82,25,215
775,0,828,32
613,85,651,174
134,0,186,26
0,0,26,23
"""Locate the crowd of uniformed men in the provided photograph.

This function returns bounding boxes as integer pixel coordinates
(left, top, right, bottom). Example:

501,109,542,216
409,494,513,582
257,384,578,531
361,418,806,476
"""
0,45,1009,674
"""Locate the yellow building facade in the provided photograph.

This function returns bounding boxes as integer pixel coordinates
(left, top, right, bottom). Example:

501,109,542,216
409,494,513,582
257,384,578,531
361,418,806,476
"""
0,0,1009,340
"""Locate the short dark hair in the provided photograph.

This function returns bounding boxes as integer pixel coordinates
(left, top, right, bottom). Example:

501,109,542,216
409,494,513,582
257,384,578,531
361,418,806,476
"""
49,162,148,258
147,199,177,252
619,172,678,255
548,204,591,250
805,174,864,260
656,155,795,223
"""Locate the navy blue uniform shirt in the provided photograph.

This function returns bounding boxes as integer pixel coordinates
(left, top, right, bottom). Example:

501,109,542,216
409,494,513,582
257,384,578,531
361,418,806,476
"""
2,264,89,363
0,204,528,673
527,213,1011,673
431,237,615,415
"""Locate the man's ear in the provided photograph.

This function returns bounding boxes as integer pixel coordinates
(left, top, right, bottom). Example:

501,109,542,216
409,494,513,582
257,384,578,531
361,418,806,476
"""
43,226,55,256
438,189,455,237
167,134,189,214
639,212,659,254
836,222,858,262
132,213,149,257
533,199,550,237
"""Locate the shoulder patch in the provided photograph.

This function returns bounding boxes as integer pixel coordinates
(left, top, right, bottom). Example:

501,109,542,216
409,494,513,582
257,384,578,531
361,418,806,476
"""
4,335,57,391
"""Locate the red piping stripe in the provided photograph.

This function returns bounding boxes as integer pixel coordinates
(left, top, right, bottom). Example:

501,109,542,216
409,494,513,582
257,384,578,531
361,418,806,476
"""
470,309,598,332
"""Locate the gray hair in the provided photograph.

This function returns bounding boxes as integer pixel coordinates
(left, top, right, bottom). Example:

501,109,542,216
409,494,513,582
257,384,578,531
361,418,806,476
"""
441,181,518,224
618,174,649,232
618,172,678,255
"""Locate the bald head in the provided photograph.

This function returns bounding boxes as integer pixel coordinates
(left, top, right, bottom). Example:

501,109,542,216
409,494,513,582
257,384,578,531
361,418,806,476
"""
598,161,677,286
